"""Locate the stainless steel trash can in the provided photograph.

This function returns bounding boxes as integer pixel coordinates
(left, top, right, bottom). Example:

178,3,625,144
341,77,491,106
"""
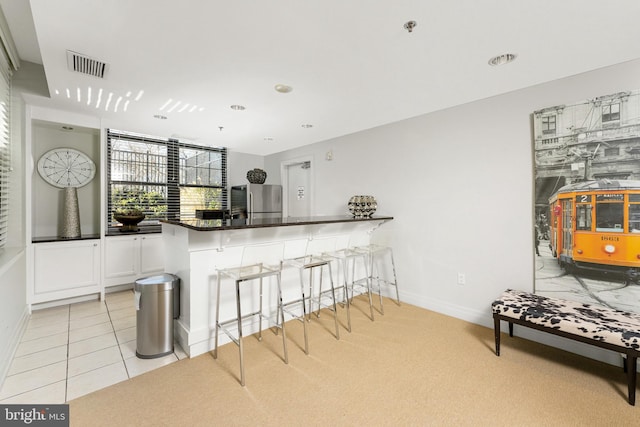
134,273,180,359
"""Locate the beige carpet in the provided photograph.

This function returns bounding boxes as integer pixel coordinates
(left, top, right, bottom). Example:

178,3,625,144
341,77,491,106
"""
69,297,639,426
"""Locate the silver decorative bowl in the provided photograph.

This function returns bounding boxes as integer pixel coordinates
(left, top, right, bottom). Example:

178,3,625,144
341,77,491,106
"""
348,195,377,217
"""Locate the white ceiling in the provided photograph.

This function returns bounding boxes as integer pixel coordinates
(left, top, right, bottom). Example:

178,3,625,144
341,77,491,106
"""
3,0,640,155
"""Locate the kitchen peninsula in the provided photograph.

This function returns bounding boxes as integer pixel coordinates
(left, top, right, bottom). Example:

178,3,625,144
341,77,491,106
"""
161,215,393,357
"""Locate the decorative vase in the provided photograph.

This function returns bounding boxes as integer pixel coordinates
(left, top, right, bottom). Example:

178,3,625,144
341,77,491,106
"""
60,187,81,239
348,195,377,218
114,212,146,232
247,168,267,184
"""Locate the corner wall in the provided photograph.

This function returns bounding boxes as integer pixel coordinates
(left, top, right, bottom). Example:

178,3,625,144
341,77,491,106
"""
0,250,28,385
0,62,42,385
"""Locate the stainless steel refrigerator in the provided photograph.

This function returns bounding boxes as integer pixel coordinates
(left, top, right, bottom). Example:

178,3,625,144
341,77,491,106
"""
231,184,282,219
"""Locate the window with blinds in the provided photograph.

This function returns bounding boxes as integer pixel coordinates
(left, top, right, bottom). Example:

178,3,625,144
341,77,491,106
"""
107,129,227,233
0,52,11,248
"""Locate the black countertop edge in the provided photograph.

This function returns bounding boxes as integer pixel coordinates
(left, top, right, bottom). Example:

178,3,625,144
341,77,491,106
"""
32,234,101,244
33,227,163,243
160,215,394,231
105,225,162,236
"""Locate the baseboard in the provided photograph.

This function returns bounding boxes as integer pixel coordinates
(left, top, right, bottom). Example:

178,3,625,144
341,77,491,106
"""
401,289,636,372
31,293,100,311
177,316,266,358
0,306,30,390
105,283,134,294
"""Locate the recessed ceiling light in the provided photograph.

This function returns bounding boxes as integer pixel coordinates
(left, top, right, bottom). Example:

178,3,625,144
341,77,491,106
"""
230,105,246,111
275,84,293,93
488,53,517,66
301,124,313,128
153,114,167,120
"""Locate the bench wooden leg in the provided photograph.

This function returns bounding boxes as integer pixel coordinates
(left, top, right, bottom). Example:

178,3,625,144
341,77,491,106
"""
493,315,501,356
508,322,513,337
628,355,637,406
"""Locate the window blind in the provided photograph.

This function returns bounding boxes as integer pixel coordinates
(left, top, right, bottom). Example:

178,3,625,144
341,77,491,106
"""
174,143,227,218
0,50,11,247
106,129,227,232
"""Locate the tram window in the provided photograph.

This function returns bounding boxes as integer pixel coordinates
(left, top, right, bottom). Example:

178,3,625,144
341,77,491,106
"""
629,204,640,233
576,204,592,230
595,202,624,232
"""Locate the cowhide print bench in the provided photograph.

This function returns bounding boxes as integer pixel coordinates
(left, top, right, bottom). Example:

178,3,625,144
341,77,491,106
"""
492,289,640,405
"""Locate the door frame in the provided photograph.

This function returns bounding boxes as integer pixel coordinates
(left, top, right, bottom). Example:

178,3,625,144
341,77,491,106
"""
280,155,314,217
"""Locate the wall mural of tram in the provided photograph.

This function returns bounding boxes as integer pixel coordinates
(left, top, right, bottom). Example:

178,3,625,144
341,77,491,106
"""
533,89,640,314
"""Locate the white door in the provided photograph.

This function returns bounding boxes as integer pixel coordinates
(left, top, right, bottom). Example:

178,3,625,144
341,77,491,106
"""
283,159,312,217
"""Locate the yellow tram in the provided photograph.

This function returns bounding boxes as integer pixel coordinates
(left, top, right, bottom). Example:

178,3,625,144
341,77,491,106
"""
548,179,640,282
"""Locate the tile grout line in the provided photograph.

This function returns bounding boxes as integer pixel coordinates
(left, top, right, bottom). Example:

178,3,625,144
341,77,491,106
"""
2,293,139,403
106,294,132,379
2,291,183,403
0,306,70,402
65,298,120,402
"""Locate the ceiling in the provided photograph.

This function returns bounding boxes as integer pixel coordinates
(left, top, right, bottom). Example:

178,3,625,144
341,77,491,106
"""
2,1,640,155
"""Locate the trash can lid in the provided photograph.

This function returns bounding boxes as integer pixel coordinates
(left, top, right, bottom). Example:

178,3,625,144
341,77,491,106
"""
134,273,179,292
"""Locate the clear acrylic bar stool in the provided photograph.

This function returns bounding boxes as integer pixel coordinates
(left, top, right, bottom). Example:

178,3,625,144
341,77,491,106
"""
354,243,400,315
280,236,342,354
305,236,350,330
329,245,373,323
213,242,287,386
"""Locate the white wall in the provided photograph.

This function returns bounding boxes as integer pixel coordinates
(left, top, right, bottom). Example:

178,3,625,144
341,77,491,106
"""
0,62,43,384
227,150,264,188
265,59,640,342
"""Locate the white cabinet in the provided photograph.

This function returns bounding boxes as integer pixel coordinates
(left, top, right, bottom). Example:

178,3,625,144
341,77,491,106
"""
139,234,164,274
104,234,164,286
32,239,101,304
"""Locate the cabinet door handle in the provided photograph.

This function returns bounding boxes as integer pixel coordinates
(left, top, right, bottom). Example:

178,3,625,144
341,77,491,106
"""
93,243,97,247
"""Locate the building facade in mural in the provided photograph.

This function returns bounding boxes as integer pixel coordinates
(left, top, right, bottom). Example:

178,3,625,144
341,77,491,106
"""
534,90,640,219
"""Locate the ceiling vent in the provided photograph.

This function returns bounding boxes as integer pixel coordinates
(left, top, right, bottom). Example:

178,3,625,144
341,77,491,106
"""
66,50,108,78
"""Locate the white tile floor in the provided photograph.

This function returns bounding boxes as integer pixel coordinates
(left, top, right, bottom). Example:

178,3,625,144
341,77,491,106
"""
0,290,187,403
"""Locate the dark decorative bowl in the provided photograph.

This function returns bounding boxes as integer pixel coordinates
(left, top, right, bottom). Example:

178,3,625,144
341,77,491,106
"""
114,213,146,232
247,168,267,184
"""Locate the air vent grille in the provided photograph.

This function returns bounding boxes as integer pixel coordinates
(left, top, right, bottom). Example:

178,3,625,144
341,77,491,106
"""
66,50,108,78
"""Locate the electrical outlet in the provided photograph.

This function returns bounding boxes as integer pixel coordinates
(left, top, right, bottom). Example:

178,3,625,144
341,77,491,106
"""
457,272,466,285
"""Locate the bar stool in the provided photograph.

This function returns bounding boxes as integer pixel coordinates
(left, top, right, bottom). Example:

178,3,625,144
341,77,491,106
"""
307,236,352,335
213,242,287,386
328,245,373,323
279,236,342,354
354,243,400,315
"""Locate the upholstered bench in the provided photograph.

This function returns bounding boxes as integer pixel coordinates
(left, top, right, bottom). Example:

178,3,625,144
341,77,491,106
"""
492,289,640,405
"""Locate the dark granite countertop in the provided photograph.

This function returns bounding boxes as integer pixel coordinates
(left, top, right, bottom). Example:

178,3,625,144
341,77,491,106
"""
32,234,101,244
160,215,393,231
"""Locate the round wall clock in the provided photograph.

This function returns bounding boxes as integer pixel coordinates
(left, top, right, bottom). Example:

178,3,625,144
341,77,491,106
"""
37,147,96,188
